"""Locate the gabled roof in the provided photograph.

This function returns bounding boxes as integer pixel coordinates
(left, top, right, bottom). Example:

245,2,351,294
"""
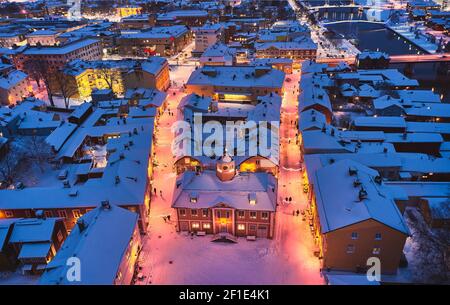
313,159,409,234
39,204,138,285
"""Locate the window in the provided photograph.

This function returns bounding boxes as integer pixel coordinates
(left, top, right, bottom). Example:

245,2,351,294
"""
191,209,198,216
237,224,245,231
202,209,208,217
373,247,381,255
203,223,211,229
54,230,62,242
179,209,186,216
249,224,256,231
226,211,230,218
238,211,245,218
192,222,200,229
58,210,67,218
72,210,81,218
250,211,257,219
346,244,355,254
375,233,382,240
261,212,269,220
351,232,358,240
45,211,53,218
5,211,13,218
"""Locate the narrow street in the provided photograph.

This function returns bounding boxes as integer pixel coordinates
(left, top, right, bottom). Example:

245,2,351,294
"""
137,54,323,284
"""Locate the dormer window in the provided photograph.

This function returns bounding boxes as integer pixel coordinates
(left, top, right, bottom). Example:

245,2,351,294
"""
189,192,198,203
248,193,257,205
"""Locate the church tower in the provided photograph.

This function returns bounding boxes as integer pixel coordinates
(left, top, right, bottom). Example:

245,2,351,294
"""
216,149,236,181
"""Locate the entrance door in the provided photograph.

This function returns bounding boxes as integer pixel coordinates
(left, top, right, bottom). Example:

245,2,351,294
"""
256,225,268,238
220,223,228,233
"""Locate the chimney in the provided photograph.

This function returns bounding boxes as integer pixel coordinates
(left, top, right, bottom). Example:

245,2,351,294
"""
101,200,111,210
35,210,45,219
77,218,88,232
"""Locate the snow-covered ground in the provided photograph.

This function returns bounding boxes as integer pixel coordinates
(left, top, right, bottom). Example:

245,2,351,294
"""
136,67,324,285
387,24,439,54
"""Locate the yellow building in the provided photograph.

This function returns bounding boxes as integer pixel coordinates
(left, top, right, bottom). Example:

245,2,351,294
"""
117,6,142,18
62,57,170,100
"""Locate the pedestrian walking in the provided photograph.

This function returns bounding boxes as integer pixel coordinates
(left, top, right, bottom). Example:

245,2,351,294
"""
153,187,157,195
289,197,292,202
167,215,171,222
160,190,163,198
163,216,167,223
296,209,300,217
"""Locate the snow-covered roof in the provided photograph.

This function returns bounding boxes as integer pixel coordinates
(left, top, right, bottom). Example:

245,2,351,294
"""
0,120,154,210
18,242,51,259
23,38,99,55
353,116,406,129
172,170,277,212
45,122,78,152
9,218,58,244
255,39,317,51
0,70,28,90
299,109,327,131
68,102,92,120
40,204,138,285
120,25,188,39
357,50,390,60
313,159,409,234
187,65,285,89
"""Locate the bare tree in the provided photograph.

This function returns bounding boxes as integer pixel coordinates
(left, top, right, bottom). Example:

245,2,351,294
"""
52,70,78,109
96,63,120,91
23,59,55,106
25,136,53,173
0,139,27,185
405,208,450,284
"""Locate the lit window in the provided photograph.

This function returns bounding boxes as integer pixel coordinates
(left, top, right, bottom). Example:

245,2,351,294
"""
346,244,355,254
237,224,245,231
351,232,358,240
261,212,269,220
238,211,245,218
250,212,257,219
5,211,13,218
203,223,211,229
192,222,200,229
373,247,381,255
58,210,67,218
202,209,208,217
375,233,382,240
72,210,81,218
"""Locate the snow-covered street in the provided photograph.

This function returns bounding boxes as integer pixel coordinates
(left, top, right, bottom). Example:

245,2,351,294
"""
136,63,323,285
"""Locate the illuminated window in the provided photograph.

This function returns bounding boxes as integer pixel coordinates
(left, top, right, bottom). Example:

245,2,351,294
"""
351,232,358,240
202,209,208,217
238,211,245,218
237,224,245,231
58,210,67,218
192,222,200,229
5,211,13,218
72,210,81,219
203,223,211,229
261,212,269,220
346,244,355,254
250,212,257,219
373,247,381,255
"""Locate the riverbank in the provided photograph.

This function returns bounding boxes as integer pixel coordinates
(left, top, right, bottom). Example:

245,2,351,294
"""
387,24,439,54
